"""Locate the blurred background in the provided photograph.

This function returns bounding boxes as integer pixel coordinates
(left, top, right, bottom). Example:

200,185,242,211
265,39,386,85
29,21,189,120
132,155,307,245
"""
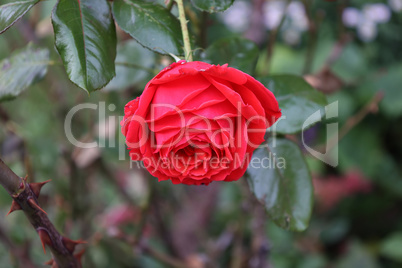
0,0,402,267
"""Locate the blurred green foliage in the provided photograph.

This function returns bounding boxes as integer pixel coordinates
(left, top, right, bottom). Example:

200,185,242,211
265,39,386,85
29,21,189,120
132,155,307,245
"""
0,0,402,267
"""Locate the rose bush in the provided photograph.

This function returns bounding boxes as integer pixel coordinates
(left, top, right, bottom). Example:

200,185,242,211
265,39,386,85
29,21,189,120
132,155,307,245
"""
121,60,281,185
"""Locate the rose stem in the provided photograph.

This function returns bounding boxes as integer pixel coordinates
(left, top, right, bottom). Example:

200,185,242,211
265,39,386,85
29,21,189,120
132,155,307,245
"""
175,0,193,61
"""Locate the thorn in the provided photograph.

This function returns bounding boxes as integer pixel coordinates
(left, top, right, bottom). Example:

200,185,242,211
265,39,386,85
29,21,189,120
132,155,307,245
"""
29,179,51,198
45,259,58,268
74,249,86,266
46,250,85,267
28,198,47,215
7,201,21,216
18,182,24,190
44,259,54,266
14,175,27,193
62,237,87,253
38,229,52,254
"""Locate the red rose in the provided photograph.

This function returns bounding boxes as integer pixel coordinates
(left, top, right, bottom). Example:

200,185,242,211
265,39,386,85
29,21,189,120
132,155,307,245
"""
121,60,281,185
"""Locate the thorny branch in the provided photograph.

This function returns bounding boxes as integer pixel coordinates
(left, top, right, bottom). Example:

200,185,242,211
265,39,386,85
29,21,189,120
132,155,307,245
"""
0,158,84,268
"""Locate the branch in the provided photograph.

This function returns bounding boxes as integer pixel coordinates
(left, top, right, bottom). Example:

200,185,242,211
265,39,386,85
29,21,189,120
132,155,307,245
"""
244,0,265,45
325,92,384,152
97,158,139,205
0,105,10,122
263,0,291,75
248,204,270,268
0,158,84,268
325,34,351,66
301,0,324,74
0,159,24,196
142,243,188,268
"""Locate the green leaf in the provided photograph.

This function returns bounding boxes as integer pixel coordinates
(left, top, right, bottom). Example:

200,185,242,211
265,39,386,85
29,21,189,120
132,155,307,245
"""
191,0,234,12
112,0,183,55
0,44,49,102
380,232,402,263
0,0,39,34
247,138,314,231
104,40,155,91
202,37,259,74
52,0,117,93
259,75,327,134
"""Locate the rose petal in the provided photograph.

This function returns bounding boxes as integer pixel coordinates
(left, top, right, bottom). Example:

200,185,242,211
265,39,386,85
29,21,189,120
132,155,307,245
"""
204,64,248,85
243,77,282,126
122,61,282,185
202,75,260,121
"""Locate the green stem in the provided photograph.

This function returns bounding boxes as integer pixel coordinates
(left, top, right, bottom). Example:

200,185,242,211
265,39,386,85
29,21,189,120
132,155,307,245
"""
175,0,193,61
